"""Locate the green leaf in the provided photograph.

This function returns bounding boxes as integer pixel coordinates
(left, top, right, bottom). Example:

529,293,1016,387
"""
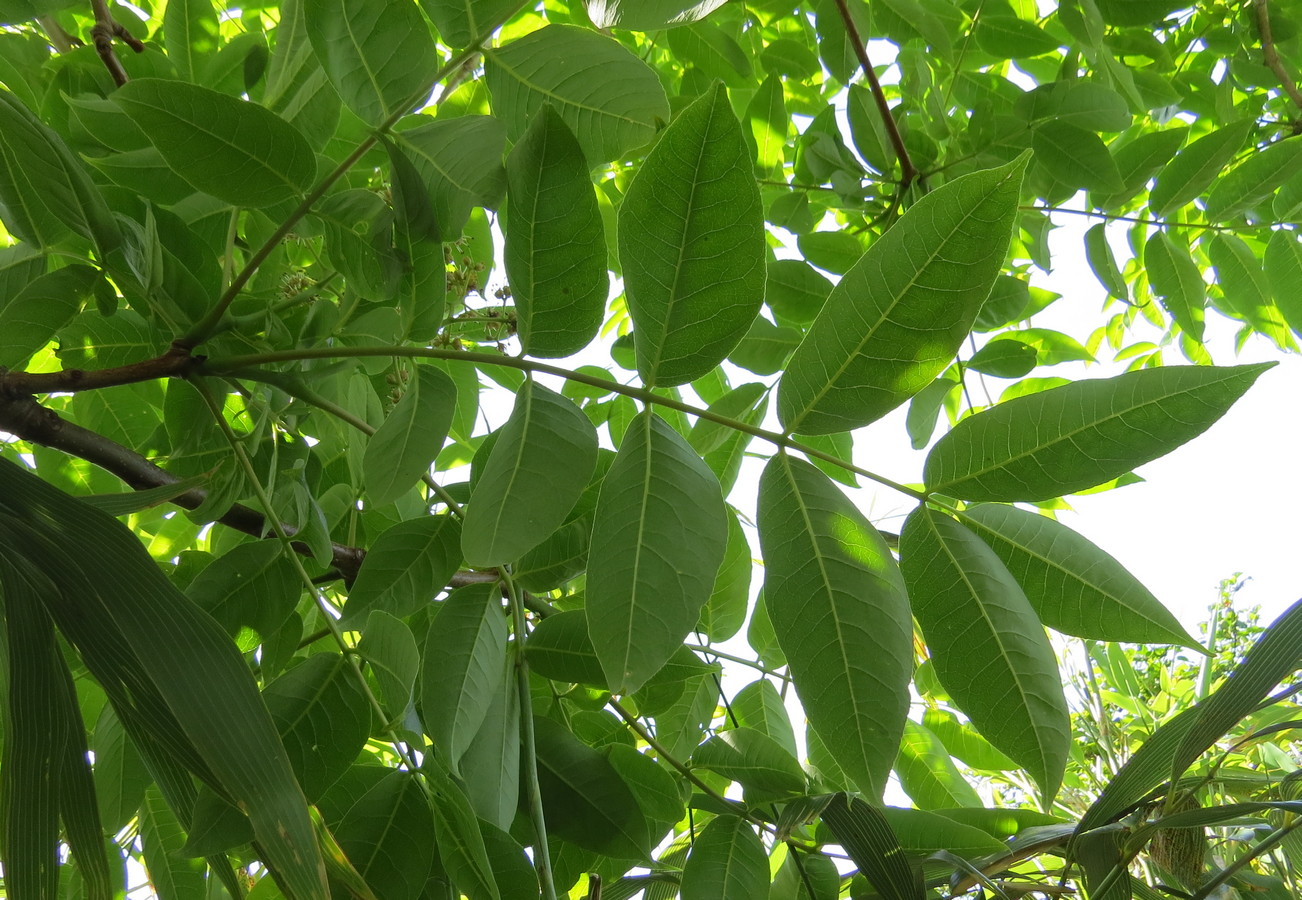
1084,223,1128,301
462,381,597,566
357,610,420,715
880,807,1008,857
0,460,328,900
679,815,769,900
1149,119,1254,216
1264,229,1302,336
419,584,508,771
1017,81,1132,132
924,364,1273,501
505,105,608,358
303,0,439,124
363,364,458,506
766,258,833,327
186,540,301,645
693,727,807,797
263,653,371,800
458,656,520,831
525,608,606,686
757,454,911,799
746,71,788,173
485,24,670,164
162,0,220,82
958,503,1199,647
1205,137,1302,221
0,90,120,254
586,410,727,694
423,760,501,900
342,514,461,628
335,770,439,900
113,78,316,208
778,154,1026,435
820,793,923,900
732,679,797,757
421,0,519,47
139,786,207,900
1093,126,1186,209
966,339,1036,378
899,508,1069,799
1145,231,1206,341
895,721,984,810
974,14,1060,57
532,714,648,859
921,708,1017,771
1032,121,1123,192
0,264,97,369
620,82,765,387
696,507,752,642
394,115,507,242
588,0,730,30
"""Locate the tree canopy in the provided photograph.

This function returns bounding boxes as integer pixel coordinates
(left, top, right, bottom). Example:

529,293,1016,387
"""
1,0,1301,898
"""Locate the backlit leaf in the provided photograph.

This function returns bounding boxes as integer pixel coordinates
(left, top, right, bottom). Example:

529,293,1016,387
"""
113,78,315,208
620,83,765,387
1032,121,1123,192
778,154,1026,435
587,411,727,694
1145,231,1205,341
900,508,1069,799
587,0,730,30
692,727,806,797
1205,137,1302,221
924,364,1273,502
1149,119,1253,216
757,454,911,798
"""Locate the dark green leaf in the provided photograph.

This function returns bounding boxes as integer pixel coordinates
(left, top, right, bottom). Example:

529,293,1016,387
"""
526,609,606,686
0,264,97,369
693,727,806,797
394,115,507,241
620,83,766,387
778,154,1026,435
364,364,458,506
422,0,519,46
343,515,461,628
924,364,1273,501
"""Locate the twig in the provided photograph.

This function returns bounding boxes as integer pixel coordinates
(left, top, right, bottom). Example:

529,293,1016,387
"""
1255,0,1302,111
89,0,144,86
0,343,196,394
832,0,917,190
37,15,80,52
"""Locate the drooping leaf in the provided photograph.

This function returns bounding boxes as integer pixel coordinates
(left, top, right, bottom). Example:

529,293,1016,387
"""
485,24,670,164
303,0,439,124
1149,119,1254,216
696,507,752,642
1264,229,1302,336
957,503,1199,647
679,815,769,900
462,380,598,567
458,655,520,831
363,364,458,506
900,508,1070,799
586,410,727,694
924,364,1274,501
757,454,911,799
113,78,316,208
1084,223,1128,301
778,154,1026,435
620,82,765,387
342,514,461,628
0,90,120,254
419,584,508,772
505,105,608,358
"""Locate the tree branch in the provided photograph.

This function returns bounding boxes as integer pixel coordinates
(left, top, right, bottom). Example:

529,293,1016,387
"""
1255,0,1302,111
89,0,144,87
833,0,917,190
0,343,197,395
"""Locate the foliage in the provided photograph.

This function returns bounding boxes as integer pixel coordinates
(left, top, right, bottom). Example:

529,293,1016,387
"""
0,0,1301,899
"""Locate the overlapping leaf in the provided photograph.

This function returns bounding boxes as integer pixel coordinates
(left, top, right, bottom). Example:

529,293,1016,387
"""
363,364,457,506
924,364,1273,501
586,411,727,694
900,507,1070,799
620,83,765,386
113,78,316,208
343,515,461,627
778,154,1026,435
757,454,911,798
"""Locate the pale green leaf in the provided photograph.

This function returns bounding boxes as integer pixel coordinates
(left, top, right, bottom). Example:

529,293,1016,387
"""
506,105,608,358
1145,231,1206,341
958,503,1199,647
680,816,768,900
303,0,439,124
1149,119,1253,216
1205,137,1302,221
587,0,730,30
880,807,1008,858
1264,229,1302,336
343,514,461,628
1084,223,1128,301
485,24,670,164
895,721,983,810
363,364,458,506
113,78,316,208
419,584,508,771
586,411,727,694
757,454,911,798
900,508,1069,799
924,364,1273,502
462,380,597,566
778,154,1026,435
620,82,765,386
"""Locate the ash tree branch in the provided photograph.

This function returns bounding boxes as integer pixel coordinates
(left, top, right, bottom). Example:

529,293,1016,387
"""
833,0,918,190
89,0,145,87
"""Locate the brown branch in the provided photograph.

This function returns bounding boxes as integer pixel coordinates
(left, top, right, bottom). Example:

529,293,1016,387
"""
1255,0,1302,111
37,15,80,53
833,0,917,190
0,344,197,395
88,0,145,87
